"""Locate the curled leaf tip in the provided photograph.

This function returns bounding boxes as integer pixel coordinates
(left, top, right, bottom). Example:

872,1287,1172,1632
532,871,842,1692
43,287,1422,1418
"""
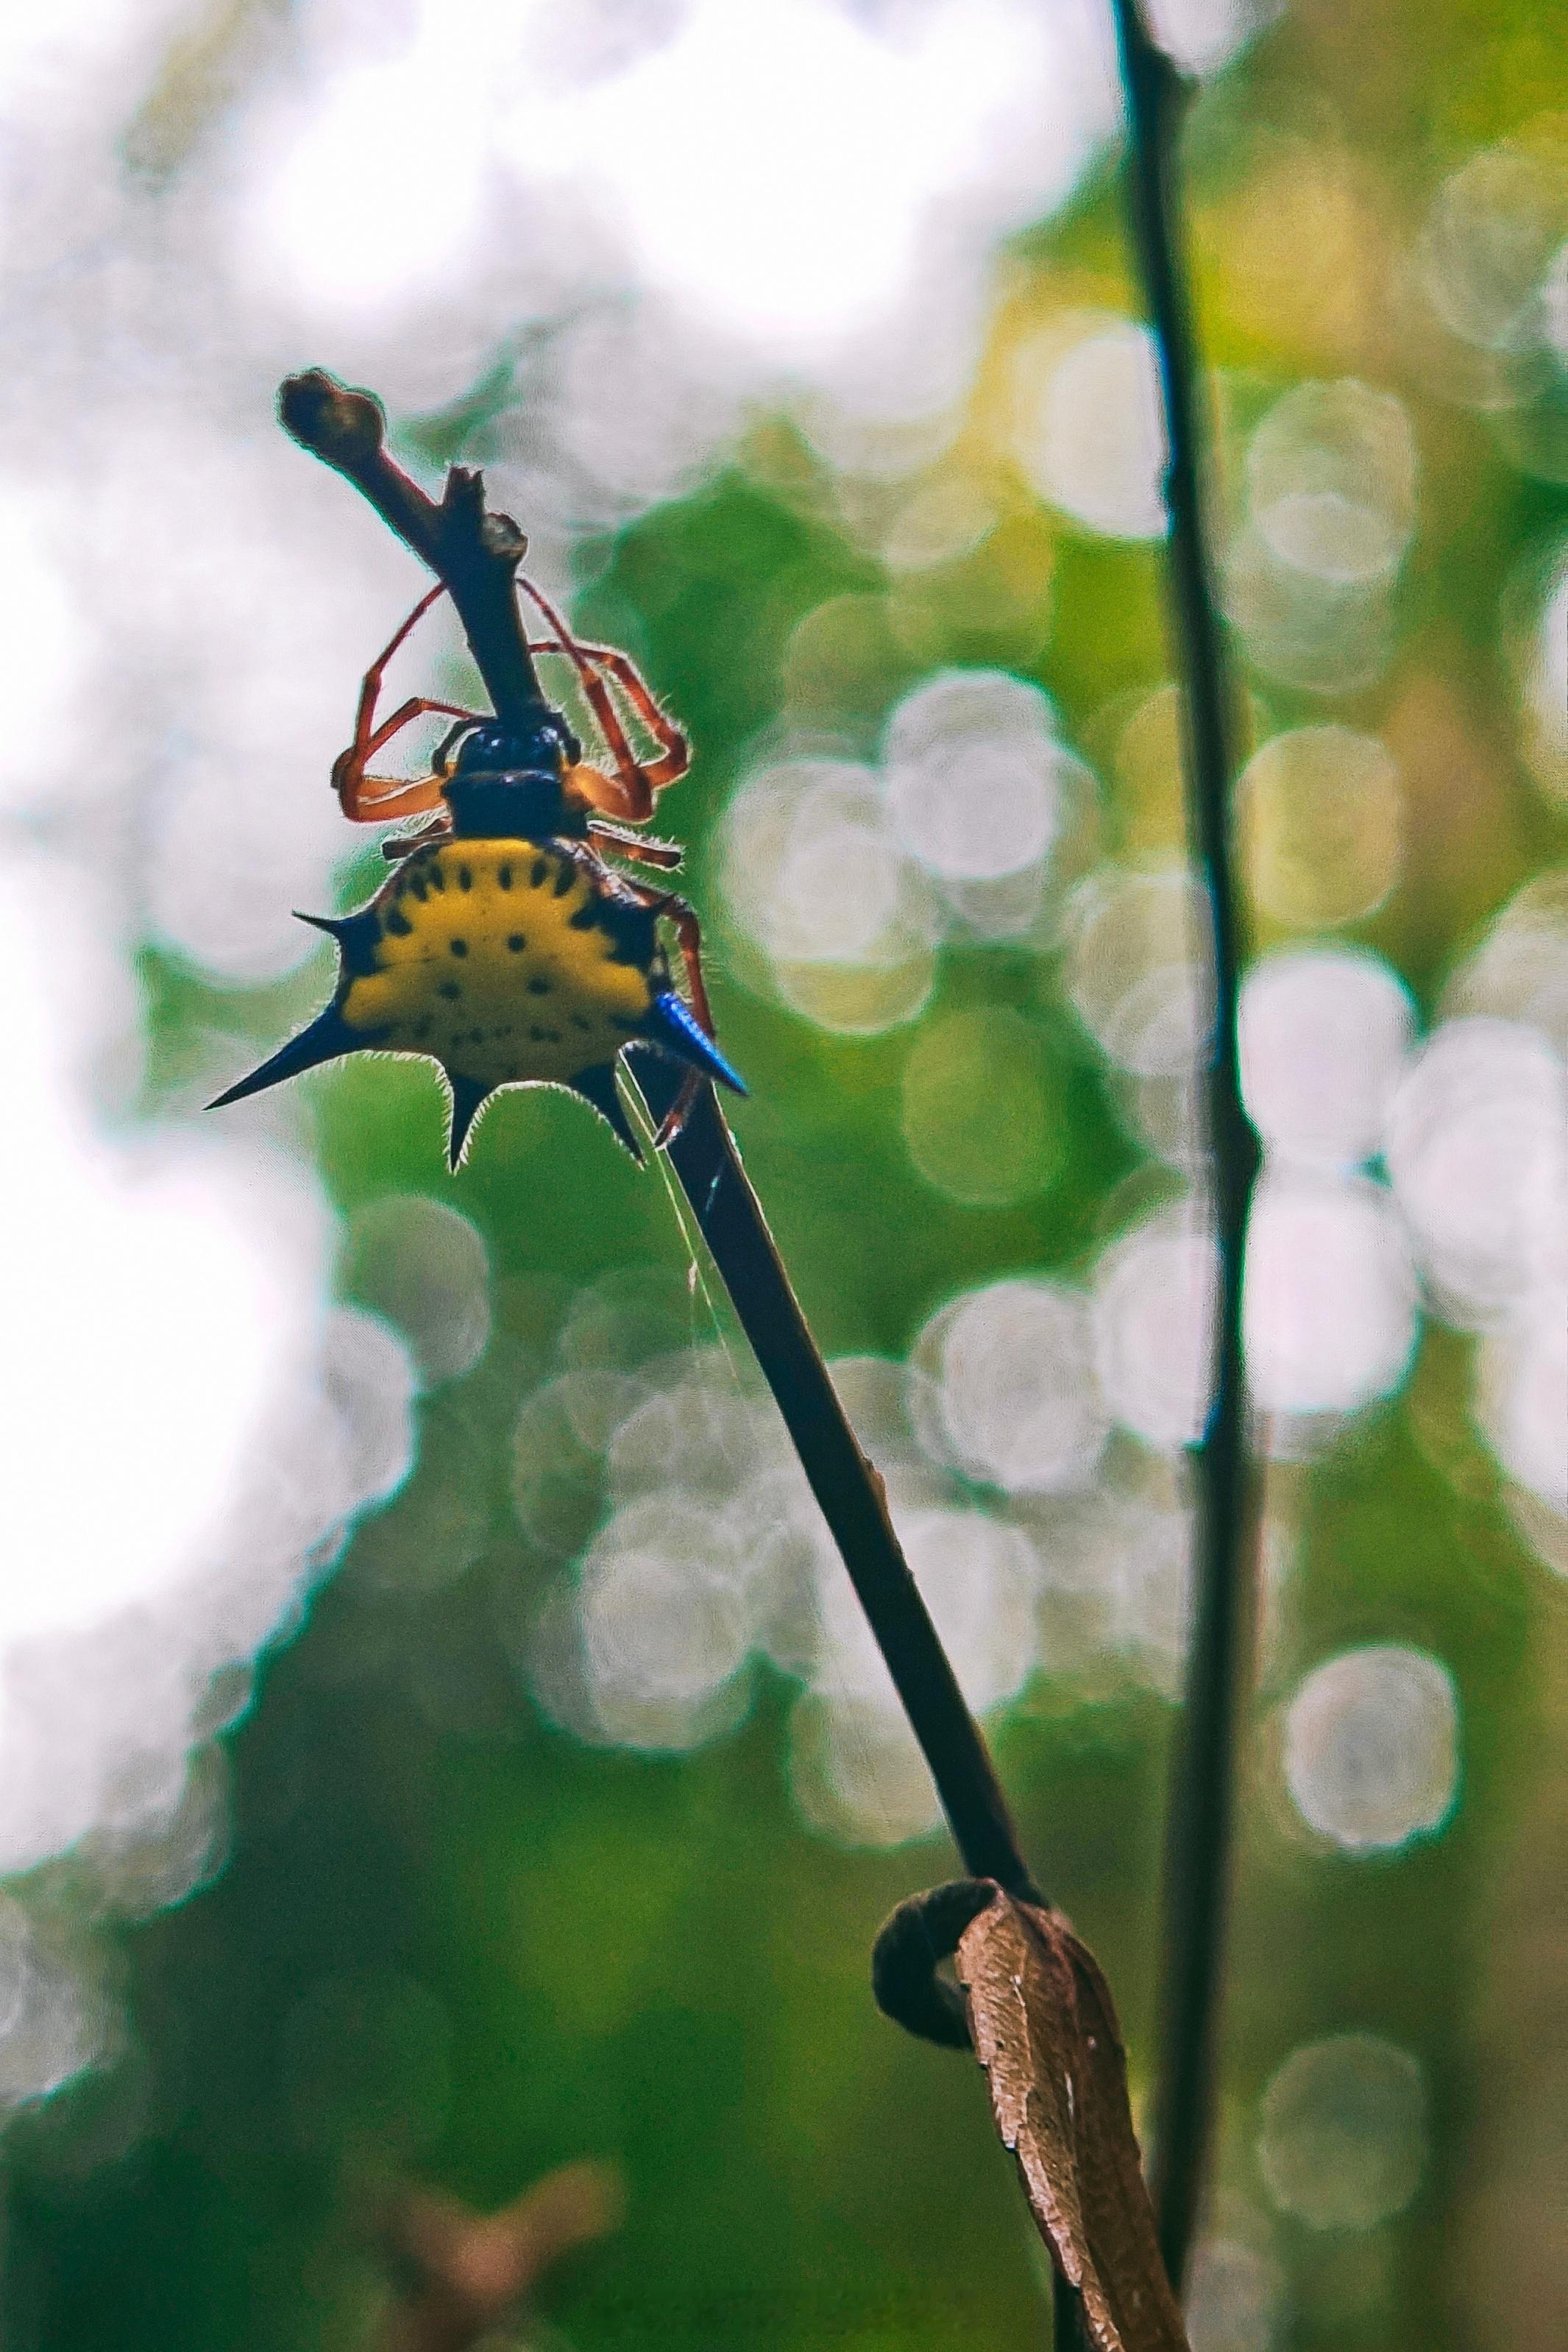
872,1878,998,2050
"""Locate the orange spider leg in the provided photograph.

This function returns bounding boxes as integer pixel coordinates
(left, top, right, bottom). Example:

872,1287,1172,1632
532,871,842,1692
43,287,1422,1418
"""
518,584,689,818
334,701,482,822
524,631,691,791
346,584,445,745
586,820,684,871
586,648,689,787
381,814,454,862
519,605,653,820
333,582,486,822
620,882,722,1147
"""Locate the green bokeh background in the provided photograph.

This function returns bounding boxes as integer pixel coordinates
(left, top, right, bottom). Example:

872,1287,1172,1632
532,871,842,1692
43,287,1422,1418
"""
11,3,1567,2349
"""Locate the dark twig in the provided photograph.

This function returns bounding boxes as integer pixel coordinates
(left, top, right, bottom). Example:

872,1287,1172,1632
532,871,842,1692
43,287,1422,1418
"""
279,370,1038,1904
280,372,552,731
631,1062,1046,1902
1107,0,1263,2295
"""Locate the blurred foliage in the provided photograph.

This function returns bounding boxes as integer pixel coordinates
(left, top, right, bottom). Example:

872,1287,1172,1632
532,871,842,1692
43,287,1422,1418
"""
9,2,1568,2351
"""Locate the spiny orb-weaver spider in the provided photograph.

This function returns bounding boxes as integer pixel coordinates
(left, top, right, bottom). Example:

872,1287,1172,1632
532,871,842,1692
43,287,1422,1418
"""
211,574,744,1167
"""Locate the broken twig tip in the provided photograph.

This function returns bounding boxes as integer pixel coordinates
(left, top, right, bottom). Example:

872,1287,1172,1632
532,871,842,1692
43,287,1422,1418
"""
279,369,386,464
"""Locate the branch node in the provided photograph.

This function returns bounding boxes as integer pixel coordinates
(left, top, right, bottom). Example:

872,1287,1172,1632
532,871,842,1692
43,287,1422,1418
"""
480,511,529,564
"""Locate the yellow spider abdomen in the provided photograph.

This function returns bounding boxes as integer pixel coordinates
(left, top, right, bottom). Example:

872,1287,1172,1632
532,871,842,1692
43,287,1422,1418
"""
210,828,742,1169
341,838,657,1089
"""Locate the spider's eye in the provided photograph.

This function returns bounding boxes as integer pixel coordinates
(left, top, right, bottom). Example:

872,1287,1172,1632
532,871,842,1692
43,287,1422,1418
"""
453,717,579,777
518,714,580,770
454,725,512,776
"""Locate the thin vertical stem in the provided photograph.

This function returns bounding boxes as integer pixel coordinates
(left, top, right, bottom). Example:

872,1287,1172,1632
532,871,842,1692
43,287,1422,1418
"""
633,1068,1043,1902
1107,0,1263,2296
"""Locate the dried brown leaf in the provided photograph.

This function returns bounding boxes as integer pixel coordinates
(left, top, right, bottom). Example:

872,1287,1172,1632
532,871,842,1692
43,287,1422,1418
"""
956,1888,1188,2352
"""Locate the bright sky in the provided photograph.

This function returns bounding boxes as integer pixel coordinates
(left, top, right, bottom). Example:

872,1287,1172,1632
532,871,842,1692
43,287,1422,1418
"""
0,858,327,1643
250,0,1118,358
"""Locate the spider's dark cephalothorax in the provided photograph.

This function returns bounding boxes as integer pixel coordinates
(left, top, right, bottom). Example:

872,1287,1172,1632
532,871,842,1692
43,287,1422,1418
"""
443,712,587,842
210,578,742,1167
